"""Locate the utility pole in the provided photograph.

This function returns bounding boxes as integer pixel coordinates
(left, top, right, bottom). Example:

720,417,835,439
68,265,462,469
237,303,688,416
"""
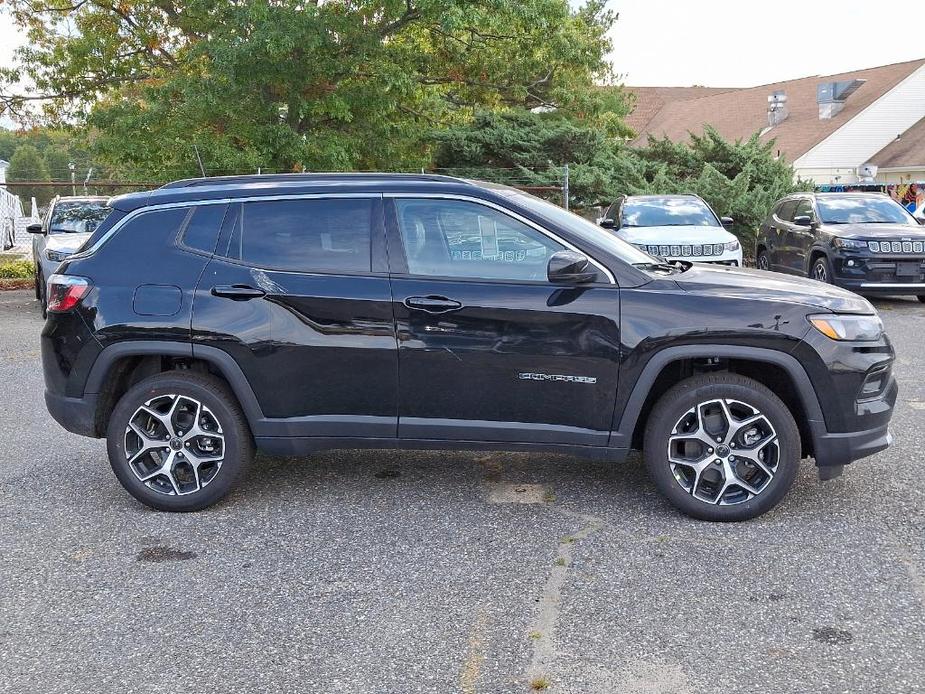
562,164,569,210
69,162,76,196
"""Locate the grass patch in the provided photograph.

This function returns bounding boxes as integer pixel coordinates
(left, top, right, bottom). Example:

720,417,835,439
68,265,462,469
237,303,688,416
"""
530,676,550,690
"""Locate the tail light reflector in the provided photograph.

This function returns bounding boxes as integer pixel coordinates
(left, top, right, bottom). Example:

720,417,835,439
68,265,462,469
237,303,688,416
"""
46,274,91,313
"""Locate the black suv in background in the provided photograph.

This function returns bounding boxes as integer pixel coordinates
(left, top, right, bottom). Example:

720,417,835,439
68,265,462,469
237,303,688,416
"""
757,192,925,300
41,174,896,521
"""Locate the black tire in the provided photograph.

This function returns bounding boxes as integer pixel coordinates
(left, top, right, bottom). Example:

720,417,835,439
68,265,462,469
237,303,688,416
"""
756,248,771,271
34,264,41,300
106,371,254,512
643,373,800,522
917,295,925,304
810,255,833,284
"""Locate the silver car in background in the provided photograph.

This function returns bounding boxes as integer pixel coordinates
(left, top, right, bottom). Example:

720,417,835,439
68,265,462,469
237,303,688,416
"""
28,196,110,315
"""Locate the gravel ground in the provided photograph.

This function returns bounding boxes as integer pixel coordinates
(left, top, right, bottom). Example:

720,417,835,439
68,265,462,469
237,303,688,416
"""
1,289,923,693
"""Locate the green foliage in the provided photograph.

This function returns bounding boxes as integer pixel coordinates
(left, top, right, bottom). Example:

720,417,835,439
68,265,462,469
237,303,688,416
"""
0,259,36,279
7,144,53,205
2,0,619,180
435,116,807,254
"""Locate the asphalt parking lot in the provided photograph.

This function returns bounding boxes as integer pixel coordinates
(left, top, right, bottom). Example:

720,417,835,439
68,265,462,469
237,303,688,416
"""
1,288,924,694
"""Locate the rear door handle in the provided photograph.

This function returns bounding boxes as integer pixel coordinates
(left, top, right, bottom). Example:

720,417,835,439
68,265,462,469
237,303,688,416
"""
211,284,266,300
403,295,463,313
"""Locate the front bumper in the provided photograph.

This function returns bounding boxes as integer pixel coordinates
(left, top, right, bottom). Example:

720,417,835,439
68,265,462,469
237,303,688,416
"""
832,253,925,294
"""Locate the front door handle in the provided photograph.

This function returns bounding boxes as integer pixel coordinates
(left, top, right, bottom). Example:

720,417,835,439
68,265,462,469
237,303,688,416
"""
403,295,463,313
211,284,266,300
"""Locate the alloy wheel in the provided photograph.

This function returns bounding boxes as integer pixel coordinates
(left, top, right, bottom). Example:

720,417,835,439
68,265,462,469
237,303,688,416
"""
667,398,780,505
757,254,769,271
123,394,225,496
813,262,827,282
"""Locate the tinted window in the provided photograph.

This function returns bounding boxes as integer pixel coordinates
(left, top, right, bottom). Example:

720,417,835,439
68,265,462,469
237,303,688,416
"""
621,197,719,227
793,199,815,221
395,199,564,281
816,195,915,224
227,198,372,273
180,204,227,254
777,200,798,222
49,200,111,234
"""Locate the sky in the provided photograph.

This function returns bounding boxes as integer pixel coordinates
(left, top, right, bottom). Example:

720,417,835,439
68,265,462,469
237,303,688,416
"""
0,0,921,122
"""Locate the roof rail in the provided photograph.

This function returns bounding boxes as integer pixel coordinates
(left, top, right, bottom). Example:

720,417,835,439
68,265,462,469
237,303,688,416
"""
160,172,470,189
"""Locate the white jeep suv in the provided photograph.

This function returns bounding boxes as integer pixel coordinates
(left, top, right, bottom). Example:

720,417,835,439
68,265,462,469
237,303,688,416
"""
598,194,743,266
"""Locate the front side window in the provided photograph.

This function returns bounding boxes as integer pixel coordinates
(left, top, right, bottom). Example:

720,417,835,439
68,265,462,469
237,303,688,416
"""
777,200,798,222
816,196,915,225
223,198,373,273
395,199,563,282
793,199,815,222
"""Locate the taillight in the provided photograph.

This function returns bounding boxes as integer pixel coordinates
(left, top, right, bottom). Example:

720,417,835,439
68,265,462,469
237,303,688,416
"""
46,274,91,313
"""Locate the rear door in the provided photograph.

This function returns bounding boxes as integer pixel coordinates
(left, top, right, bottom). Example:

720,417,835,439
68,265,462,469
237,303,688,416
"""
192,195,398,438
385,195,622,447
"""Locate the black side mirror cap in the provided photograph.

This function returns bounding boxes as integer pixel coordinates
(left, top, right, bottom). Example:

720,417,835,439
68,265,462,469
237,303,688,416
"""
598,218,616,229
26,223,44,235
792,215,813,227
720,216,734,228
547,250,597,284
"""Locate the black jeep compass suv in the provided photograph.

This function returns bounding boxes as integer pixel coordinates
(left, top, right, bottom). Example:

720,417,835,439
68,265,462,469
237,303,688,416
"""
41,174,897,521
757,191,925,299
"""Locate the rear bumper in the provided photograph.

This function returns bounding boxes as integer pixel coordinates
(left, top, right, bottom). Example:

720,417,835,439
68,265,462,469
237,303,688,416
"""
45,389,99,438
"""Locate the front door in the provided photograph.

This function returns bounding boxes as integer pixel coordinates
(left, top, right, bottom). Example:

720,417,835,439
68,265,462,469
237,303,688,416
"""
789,198,817,273
192,195,398,438
386,197,621,447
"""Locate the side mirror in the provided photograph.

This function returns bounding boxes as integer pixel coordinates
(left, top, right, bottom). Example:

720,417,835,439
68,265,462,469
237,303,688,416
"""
720,216,734,229
598,218,616,229
792,215,813,227
26,223,44,235
916,216,925,226
547,250,598,284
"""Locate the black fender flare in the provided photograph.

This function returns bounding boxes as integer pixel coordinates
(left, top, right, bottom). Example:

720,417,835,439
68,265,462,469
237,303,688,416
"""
84,340,265,426
609,344,826,451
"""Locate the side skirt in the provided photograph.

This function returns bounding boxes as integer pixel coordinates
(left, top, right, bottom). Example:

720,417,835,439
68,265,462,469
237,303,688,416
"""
255,436,631,463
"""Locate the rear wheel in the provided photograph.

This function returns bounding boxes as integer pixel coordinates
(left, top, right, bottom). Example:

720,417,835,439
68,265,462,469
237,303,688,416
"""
643,374,800,521
106,371,254,512
811,255,833,283
756,249,771,271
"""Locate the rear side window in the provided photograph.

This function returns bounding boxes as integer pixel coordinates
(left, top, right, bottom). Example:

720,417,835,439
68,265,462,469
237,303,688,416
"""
222,198,373,273
179,204,227,254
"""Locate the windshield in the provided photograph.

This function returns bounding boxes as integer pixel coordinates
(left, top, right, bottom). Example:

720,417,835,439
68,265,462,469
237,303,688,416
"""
501,190,656,266
816,196,914,225
49,200,111,234
622,197,719,227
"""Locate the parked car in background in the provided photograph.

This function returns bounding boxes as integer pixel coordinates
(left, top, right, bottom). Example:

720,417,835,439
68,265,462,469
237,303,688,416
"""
28,196,111,315
40,174,895,521
756,192,925,301
598,194,742,266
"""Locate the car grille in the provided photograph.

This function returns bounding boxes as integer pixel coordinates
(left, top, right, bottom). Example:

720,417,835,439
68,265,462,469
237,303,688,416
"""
640,243,725,258
867,240,925,254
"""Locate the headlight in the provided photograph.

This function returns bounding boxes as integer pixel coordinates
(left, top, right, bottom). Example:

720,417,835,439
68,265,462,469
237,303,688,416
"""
808,314,883,341
45,249,71,262
724,240,740,252
832,237,866,250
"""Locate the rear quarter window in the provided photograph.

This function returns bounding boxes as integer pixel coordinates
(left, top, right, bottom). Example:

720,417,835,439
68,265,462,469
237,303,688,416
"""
178,204,227,254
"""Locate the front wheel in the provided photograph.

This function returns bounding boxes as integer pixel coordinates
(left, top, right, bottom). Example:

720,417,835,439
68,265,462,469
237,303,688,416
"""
811,256,833,283
106,371,254,512
756,249,771,271
643,374,800,521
